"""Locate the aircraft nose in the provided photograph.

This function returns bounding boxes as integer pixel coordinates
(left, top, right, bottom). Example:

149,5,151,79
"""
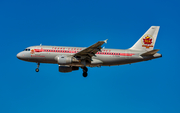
17,53,20,59
16,52,22,59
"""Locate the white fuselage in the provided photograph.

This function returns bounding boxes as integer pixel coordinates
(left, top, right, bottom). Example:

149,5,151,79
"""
16,26,162,77
17,45,161,67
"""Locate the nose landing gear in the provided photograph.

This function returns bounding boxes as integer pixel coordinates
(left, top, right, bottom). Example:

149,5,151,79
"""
82,67,88,77
35,62,40,72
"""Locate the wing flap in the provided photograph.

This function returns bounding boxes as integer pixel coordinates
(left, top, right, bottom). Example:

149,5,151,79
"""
74,39,108,58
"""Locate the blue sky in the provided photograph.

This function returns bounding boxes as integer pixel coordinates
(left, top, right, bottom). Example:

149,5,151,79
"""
0,0,180,113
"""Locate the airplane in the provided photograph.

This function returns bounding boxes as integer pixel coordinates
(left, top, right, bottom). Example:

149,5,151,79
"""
17,26,162,77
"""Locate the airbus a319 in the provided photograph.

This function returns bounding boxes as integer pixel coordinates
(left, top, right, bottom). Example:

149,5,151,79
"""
17,26,162,77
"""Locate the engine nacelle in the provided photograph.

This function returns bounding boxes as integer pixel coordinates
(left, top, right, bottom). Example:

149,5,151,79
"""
59,66,79,73
56,55,80,65
56,55,72,65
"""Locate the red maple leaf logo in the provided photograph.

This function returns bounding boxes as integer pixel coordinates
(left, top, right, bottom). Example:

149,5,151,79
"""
143,36,152,45
31,49,35,54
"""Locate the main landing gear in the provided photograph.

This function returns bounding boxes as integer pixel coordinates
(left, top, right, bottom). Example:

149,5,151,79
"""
35,62,40,72
82,67,88,77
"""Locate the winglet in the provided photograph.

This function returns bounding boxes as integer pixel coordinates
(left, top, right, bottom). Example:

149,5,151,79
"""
104,39,108,43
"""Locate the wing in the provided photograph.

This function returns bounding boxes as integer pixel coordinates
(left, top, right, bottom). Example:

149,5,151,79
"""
73,39,108,62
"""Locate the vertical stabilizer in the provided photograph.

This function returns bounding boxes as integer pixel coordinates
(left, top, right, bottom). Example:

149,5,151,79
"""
130,26,160,51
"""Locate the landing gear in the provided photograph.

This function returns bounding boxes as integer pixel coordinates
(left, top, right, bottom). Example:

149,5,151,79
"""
35,62,40,72
35,68,39,72
82,67,88,77
83,72,88,77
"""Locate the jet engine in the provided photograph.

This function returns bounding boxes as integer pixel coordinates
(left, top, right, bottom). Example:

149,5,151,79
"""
59,66,79,72
56,55,79,65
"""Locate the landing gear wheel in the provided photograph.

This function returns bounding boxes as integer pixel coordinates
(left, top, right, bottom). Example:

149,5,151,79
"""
35,62,40,72
83,67,88,72
35,68,39,72
83,72,88,77
81,66,88,77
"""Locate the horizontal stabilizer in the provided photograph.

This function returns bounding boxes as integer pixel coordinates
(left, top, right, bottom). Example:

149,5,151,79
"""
141,49,160,56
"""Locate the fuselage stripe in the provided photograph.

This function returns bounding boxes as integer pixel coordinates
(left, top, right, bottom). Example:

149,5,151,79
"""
34,49,135,56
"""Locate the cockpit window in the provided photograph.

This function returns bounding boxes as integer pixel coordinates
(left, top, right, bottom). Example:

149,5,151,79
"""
24,49,30,51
